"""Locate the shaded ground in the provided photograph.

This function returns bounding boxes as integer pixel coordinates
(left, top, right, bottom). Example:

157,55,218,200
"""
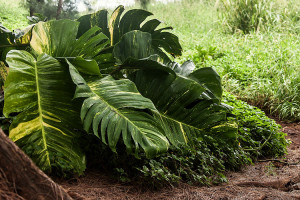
58,122,300,200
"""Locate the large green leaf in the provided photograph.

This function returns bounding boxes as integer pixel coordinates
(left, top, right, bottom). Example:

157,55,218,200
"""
67,61,169,157
119,9,153,37
167,61,223,103
188,67,223,103
77,10,109,38
113,31,153,64
129,69,236,146
31,20,109,58
118,57,176,76
4,50,85,174
152,31,182,58
109,5,125,45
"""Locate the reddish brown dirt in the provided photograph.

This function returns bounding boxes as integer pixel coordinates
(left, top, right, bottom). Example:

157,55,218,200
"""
58,122,300,200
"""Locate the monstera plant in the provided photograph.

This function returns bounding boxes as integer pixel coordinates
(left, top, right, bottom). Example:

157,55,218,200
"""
1,7,236,175
77,5,182,64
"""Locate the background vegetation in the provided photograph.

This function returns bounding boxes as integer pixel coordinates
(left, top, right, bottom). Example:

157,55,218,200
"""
0,0,297,186
142,0,299,121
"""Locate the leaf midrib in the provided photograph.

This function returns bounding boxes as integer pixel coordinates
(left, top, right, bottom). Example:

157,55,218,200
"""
91,88,148,137
160,113,204,144
34,59,51,167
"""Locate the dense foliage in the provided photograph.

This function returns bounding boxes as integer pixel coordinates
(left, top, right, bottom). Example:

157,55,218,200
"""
0,4,289,185
0,6,238,175
84,93,287,186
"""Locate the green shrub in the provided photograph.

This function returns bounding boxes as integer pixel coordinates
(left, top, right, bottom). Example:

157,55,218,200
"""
87,93,288,187
223,92,288,157
220,0,279,33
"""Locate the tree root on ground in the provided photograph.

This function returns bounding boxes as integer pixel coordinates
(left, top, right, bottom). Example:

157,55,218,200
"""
235,174,300,191
0,128,84,200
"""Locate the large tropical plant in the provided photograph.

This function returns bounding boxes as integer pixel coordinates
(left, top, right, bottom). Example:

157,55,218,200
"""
2,6,236,175
77,5,182,64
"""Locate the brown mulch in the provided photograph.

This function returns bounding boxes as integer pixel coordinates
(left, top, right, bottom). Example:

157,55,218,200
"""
56,121,300,200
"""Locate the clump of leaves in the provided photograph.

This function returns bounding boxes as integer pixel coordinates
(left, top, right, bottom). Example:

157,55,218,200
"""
192,45,225,66
223,92,288,158
88,93,287,187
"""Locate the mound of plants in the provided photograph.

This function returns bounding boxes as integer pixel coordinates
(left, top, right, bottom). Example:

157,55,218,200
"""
0,5,288,185
84,92,287,187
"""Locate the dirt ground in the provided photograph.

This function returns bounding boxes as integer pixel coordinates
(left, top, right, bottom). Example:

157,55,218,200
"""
58,121,300,200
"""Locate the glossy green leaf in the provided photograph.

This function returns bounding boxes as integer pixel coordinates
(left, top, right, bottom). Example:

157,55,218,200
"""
68,61,169,157
141,19,162,33
119,9,153,36
188,67,223,102
30,20,78,57
130,69,233,146
69,57,101,76
0,24,33,62
113,30,153,64
0,24,14,46
77,7,182,61
152,31,182,58
109,5,125,45
119,56,176,76
31,20,109,58
77,10,109,38
4,50,85,174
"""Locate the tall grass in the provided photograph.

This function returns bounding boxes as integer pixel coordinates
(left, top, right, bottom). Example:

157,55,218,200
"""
192,32,300,120
220,0,279,33
219,0,300,34
0,0,29,30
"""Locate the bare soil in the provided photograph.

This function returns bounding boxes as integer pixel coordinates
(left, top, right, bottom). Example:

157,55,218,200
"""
58,121,300,200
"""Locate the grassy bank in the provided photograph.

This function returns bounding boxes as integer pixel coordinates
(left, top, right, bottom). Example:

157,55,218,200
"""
147,0,299,121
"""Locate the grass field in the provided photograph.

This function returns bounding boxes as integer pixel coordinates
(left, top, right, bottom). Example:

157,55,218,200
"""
0,0,299,121
146,0,300,121
0,0,29,30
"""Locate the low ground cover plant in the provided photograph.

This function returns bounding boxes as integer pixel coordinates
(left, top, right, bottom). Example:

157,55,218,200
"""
0,5,289,185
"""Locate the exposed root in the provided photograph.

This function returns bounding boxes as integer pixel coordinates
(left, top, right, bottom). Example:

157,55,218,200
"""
258,159,300,166
235,174,300,192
